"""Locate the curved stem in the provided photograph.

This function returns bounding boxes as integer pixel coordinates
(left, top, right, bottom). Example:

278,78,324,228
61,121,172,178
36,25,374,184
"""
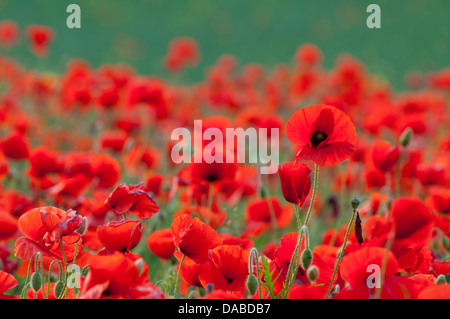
173,254,185,299
47,260,63,298
325,209,356,299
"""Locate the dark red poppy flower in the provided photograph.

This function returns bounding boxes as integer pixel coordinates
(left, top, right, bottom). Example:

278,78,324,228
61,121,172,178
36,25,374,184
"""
171,214,222,264
390,198,435,249
415,163,447,187
14,206,83,261
97,219,142,252
147,228,175,259
372,139,400,172
28,146,62,178
1,131,30,160
278,162,311,206
26,24,54,57
105,183,159,219
198,245,249,292
92,154,121,189
286,104,357,166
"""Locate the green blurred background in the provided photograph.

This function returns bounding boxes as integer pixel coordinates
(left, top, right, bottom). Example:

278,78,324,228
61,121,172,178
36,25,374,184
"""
0,0,449,89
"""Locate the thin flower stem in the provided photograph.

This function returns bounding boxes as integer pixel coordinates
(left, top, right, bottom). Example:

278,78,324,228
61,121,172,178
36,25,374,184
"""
283,204,303,298
304,164,319,227
173,254,186,299
325,208,356,299
47,260,63,298
20,260,33,299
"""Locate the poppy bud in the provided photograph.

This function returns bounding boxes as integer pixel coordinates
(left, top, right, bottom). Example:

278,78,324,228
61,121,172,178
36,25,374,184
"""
355,211,363,245
400,127,413,147
278,162,311,207
435,274,446,285
246,274,258,295
260,187,267,199
135,258,144,275
54,280,65,298
301,248,313,269
307,265,319,282
31,272,42,292
75,216,88,235
351,197,360,210
445,274,450,284
442,237,450,252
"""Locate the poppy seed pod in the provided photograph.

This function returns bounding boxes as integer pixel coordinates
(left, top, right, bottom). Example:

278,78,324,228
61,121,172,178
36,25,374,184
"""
301,249,313,269
31,272,42,292
54,280,65,298
278,162,311,207
351,197,360,210
246,274,258,295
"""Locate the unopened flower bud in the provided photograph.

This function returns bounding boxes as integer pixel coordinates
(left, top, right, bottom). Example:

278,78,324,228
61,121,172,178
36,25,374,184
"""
445,273,450,284
54,280,65,298
135,258,144,275
355,211,363,245
301,249,313,269
246,274,258,295
435,274,446,285
307,265,319,282
442,237,450,252
351,197,360,210
400,127,413,147
260,187,267,199
31,272,42,293
75,216,88,235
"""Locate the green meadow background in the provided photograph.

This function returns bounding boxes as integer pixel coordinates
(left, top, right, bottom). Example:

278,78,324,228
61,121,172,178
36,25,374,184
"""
0,0,449,89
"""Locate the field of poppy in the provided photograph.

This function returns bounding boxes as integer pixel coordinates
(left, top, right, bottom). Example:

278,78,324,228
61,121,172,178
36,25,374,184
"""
0,3,449,301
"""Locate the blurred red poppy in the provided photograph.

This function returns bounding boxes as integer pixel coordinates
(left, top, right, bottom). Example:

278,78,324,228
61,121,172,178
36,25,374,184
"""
372,139,400,172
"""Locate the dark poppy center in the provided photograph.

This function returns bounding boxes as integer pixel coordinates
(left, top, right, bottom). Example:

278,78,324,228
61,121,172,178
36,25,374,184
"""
310,131,328,147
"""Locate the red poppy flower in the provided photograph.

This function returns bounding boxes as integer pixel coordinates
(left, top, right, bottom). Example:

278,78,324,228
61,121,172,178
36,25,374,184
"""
415,163,447,187
340,246,399,289
26,25,54,57
171,214,222,264
80,251,153,299
105,183,159,219
286,104,357,166
418,284,450,299
372,139,400,172
14,206,83,261
278,162,311,206
92,154,121,189
0,20,19,47
426,187,450,214
1,131,30,160
198,245,249,292
243,197,293,238
0,212,18,241
28,146,62,178
390,198,435,249
97,219,142,252
147,228,175,259
0,270,18,299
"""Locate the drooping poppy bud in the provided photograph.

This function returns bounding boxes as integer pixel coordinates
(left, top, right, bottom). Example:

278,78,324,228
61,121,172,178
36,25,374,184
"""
355,211,363,245
54,280,65,298
31,272,42,292
246,274,258,295
278,162,311,207
301,248,313,269
372,139,400,172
